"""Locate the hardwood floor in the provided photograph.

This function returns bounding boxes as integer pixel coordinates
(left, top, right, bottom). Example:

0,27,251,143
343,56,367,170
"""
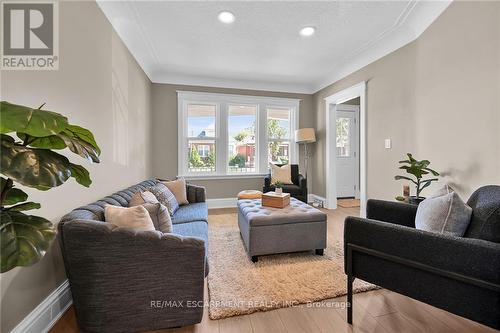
50,206,497,333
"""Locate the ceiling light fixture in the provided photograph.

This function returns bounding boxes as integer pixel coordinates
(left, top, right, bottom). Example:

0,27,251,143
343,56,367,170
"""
218,11,235,24
300,26,316,37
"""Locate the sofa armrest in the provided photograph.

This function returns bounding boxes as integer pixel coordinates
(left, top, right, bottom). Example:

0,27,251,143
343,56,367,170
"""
186,183,206,203
344,216,500,287
297,174,307,189
58,220,206,329
366,199,417,227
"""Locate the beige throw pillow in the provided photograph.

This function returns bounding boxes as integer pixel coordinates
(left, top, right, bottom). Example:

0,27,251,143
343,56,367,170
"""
104,205,155,231
161,178,189,205
270,163,293,185
129,191,159,207
142,203,173,233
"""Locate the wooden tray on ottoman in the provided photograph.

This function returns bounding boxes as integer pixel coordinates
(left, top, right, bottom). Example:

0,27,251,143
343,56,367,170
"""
262,192,290,208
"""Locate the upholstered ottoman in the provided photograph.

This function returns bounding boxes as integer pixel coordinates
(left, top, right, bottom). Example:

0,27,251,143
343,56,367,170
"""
237,197,327,262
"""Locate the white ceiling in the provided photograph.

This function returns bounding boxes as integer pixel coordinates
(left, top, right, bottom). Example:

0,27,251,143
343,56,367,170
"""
97,1,451,94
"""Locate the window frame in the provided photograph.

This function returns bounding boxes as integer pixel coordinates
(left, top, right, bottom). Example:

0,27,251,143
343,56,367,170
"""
178,91,300,179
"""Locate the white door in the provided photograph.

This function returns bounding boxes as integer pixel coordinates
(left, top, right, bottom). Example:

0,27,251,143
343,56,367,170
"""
335,107,359,198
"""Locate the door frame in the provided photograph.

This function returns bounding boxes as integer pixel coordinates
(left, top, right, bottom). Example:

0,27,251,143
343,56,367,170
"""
324,81,367,216
335,105,360,199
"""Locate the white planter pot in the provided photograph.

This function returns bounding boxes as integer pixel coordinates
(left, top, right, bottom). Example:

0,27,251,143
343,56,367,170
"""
275,188,283,195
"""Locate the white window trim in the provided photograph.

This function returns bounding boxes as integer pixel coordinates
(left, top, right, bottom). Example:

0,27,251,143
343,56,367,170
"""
177,91,300,178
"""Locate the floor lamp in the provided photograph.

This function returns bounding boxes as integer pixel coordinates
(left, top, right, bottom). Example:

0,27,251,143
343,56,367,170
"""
294,128,316,180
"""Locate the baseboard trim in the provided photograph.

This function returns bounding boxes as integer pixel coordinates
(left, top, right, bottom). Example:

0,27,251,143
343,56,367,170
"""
11,280,72,333
308,193,326,204
207,197,237,209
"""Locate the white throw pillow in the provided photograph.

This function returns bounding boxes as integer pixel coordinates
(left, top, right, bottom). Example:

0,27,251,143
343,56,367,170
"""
270,163,293,185
104,205,155,231
415,185,472,236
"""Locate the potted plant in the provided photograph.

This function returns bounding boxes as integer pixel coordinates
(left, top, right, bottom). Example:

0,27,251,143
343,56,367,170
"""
0,101,100,273
274,181,284,195
395,153,439,205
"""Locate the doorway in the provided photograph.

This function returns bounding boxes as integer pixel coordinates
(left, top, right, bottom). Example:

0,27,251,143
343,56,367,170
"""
335,103,360,200
324,82,367,216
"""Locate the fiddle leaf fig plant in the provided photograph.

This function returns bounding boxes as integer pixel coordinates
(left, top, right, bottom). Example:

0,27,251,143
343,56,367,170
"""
395,153,439,200
0,101,100,273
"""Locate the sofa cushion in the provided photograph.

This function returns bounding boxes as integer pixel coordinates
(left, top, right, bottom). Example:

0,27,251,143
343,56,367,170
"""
172,202,208,225
415,185,472,237
280,184,302,195
465,185,500,243
173,221,209,275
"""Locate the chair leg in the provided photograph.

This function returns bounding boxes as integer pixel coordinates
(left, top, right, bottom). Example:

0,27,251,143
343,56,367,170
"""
347,275,354,324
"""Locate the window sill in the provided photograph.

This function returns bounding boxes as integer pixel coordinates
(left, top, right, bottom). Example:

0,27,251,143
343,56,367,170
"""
179,173,268,181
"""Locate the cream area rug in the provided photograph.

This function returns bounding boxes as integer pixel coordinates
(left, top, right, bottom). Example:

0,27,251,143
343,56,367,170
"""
207,212,377,320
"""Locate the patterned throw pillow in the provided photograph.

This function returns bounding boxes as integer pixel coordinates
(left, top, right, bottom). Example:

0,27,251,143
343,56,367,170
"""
148,183,179,216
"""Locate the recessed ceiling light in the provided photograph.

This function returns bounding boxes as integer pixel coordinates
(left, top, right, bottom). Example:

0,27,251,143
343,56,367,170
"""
300,26,316,37
218,11,235,24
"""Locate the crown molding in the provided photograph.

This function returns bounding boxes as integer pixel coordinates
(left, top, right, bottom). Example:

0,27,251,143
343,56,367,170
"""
152,71,315,94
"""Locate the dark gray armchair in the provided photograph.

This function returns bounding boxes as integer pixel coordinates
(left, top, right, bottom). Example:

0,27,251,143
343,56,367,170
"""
263,164,307,202
344,185,500,329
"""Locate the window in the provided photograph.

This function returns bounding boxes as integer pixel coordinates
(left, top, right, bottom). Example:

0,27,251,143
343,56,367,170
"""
178,92,299,177
197,145,210,157
186,104,217,173
267,107,292,165
228,105,257,173
336,117,350,157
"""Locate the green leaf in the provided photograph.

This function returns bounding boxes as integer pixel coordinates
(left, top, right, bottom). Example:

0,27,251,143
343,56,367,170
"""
0,210,56,273
407,153,416,162
394,175,418,185
17,133,66,149
419,179,437,193
65,124,101,155
59,130,100,163
7,202,41,211
1,139,72,190
4,188,28,205
423,167,440,176
69,163,92,187
395,196,406,201
0,101,68,137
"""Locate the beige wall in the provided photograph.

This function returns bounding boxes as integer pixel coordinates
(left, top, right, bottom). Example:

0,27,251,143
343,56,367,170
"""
151,83,314,199
0,2,152,332
312,1,500,200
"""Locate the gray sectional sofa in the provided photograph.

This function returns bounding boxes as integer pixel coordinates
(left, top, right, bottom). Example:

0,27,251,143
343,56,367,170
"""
58,179,208,333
